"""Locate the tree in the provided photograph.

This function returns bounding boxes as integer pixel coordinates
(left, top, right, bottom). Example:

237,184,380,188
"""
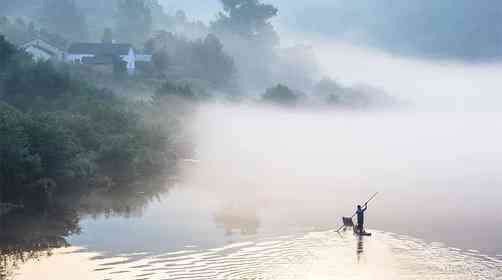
211,0,279,47
155,80,197,101
0,35,17,71
145,32,236,89
152,51,169,74
39,0,88,42
112,55,127,79
144,30,173,53
262,84,298,105
198,34,237,88
115,0,152,46
101,27,113,43
210,0,281,90
313,78,344,99
0,102,42,201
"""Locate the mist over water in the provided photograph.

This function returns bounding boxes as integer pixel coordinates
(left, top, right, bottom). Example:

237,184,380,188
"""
189,102,502,253
3,1,502,279
9,103,502,279
67,22,502,259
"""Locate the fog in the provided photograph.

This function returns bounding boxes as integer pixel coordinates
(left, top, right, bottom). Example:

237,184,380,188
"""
169,26,502,253
313,40,502,111
157,0,502,109
161,0,502,60
181,102,502,253
151,1,502,253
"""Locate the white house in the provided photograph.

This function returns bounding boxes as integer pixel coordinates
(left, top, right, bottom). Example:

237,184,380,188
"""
21,39,65,61
67,42,143,74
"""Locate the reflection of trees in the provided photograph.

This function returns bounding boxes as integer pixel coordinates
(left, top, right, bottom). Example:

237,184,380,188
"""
77,176,173,219
0,175,174,279
0,209,79,280
213,204,260,236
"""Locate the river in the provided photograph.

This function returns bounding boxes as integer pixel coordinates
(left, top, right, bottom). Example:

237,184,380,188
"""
1,106,502,279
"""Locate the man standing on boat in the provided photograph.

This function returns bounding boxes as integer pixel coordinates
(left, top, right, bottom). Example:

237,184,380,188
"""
356,203,368,234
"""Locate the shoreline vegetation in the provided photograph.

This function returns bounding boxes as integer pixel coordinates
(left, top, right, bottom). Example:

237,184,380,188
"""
0,35,184,213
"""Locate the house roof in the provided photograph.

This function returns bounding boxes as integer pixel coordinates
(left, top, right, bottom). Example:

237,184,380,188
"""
68,43,133,56
21,38,63,53
24,45,56,56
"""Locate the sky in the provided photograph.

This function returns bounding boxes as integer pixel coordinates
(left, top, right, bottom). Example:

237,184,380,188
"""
159,0,502,60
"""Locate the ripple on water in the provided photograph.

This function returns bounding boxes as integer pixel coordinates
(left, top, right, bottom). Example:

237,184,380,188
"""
11,231,502,280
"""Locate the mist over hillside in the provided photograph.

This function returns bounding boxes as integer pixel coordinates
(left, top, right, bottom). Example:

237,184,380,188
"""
161,0,502,61
5,0,502,61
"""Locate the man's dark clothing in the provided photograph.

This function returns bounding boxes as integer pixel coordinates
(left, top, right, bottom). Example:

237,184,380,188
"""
356,205,368,232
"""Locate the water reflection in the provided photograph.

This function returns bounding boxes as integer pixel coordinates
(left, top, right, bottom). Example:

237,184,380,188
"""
213,204,260,236
7,231,502,280
0,175,174,279
0,209,79,280
77,176,174,219
357,236,364,262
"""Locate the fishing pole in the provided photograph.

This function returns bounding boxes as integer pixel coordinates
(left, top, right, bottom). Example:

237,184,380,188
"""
335,192,379,232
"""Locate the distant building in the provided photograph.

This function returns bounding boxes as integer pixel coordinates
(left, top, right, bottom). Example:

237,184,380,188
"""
21,39,65,61
67,42,151,75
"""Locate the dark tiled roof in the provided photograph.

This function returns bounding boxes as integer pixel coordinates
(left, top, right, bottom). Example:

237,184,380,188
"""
68,43,132,55
25,45,56,56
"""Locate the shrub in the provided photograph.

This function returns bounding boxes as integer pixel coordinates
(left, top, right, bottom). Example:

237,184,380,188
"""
262,84,298,105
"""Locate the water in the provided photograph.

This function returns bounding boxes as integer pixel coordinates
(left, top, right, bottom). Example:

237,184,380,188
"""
2,107,502,279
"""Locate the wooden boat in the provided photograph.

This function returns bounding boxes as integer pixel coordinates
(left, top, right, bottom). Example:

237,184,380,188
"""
355,231,372,237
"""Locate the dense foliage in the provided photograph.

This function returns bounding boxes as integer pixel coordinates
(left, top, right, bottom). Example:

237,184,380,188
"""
155,80,198,101
0,36,175,207
211,0,279,48
145,31,237,89
262,84,299,106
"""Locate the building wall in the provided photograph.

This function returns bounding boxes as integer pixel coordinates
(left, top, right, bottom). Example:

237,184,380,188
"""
135,54,152,63
66,54,95,63
68,47,142,75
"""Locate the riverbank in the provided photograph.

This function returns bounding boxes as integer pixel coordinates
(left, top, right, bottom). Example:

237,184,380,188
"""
1,36,184,210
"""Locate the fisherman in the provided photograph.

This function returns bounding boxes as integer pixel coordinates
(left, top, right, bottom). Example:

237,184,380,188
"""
356,203,368,234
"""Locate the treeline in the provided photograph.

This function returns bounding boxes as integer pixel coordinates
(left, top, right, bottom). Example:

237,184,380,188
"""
0,36,178,208
0,0,396,107
0,16,67,49
0,0,206,45
261,81,395,108
145,31,236,90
